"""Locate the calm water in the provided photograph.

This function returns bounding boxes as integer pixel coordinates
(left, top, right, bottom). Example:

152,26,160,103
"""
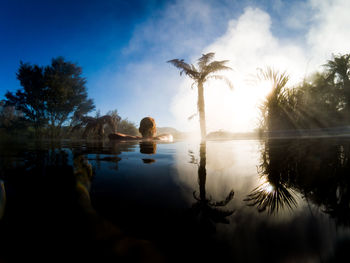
0,138,350,262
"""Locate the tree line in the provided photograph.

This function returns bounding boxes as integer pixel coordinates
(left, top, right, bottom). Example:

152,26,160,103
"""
0,57,139,139
168,52,350,139
259,54,350,136
2,53,349,140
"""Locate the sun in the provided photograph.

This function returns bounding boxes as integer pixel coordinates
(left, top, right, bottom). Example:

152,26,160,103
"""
205,77,273,133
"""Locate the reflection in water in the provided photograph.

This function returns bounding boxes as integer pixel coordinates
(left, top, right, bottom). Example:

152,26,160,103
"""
0,149,163,262
0,179,5,220
244,178,297,214
85,141,138,171
190,142,235,232
142,159,156,164
245,138,350,226
2,139,350,261
244,139,298,214
140,141,157,164
140,141,157,154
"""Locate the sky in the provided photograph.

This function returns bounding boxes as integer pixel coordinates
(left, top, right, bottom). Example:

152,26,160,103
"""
1,0,350,133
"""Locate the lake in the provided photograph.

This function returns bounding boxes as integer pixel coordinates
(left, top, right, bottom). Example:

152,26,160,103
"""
0,138,349,262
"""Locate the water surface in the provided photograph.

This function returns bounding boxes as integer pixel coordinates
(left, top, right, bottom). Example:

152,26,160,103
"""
0,138,349,262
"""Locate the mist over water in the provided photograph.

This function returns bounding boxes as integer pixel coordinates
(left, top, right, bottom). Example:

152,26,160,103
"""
1,0,350,262
2,138,349,262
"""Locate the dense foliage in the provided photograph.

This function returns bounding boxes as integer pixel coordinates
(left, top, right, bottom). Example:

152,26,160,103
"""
245,138,350,227
260,54,350,134
5,57,95,137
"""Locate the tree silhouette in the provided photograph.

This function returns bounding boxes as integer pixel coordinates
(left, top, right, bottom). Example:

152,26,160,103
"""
258,54,350,135
5,57,95,137
190,142,235,232
168,53,232,140
245,138,350,226
257,67,292,132
5,63,47,134
324,54,350,120
72,115,119,139
0,100,28,134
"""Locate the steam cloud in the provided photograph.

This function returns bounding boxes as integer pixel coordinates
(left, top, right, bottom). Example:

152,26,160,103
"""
116,0,350,133
171,0,350,133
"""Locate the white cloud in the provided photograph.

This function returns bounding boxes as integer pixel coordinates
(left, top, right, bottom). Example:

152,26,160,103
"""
171,7,308,133
307,0,350,64
102,0,235,128
104,0,350,132
123,0,221,58
171,0,350,133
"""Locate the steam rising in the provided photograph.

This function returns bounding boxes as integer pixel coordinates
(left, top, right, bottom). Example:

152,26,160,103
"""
111,0,350,133
171,1,350,133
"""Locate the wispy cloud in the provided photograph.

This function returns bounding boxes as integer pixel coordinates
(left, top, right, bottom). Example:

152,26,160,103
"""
171,0,350,133
172,7,307,132
102,0,350,132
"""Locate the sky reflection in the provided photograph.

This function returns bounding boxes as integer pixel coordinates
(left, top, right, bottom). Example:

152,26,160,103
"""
1,139,350,262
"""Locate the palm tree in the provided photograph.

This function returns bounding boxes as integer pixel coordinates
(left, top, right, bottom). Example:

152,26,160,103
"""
257,67,290,132
168,53,232,140
324,54,350,119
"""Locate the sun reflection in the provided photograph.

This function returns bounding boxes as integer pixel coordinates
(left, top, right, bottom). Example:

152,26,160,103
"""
262,182,274,193
245,175,298,214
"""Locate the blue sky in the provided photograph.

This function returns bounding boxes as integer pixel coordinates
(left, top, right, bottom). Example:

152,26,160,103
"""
1,0,349,131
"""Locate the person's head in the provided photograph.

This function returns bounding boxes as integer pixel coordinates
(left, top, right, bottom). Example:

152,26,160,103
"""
139,117,156,138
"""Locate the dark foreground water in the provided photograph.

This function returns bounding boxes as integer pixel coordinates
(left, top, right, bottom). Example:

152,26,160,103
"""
0,138,350,262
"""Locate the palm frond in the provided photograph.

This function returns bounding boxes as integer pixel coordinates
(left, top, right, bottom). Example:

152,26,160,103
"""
167,59,199,79
323,54,350,81
188,112,197,121
207,75,233,90
210,190,234,206
202,60,232,77
244,181,297,214
190,82,197,89
198,52,215,70
256,67,289,92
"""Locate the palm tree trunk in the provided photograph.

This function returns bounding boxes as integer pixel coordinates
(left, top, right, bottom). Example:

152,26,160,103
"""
198,142,207,201
197,81,207,140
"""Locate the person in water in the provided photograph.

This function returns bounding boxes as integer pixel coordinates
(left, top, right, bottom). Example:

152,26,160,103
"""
108,117,173,141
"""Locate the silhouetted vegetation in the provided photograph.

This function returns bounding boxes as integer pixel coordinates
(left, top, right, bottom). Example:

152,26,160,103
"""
118,118,140,136
1,58,142,140
71,115,118,139
168,53,232,140
190,142,235,233
0,100,30,137
246,138,350,226
0,148,164,262
70,109,139,139
4,57,95,138
260,54,350,136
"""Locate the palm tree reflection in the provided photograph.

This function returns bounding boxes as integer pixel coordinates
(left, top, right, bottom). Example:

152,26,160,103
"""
244,179,297,214
244,140,298,214
245,138,350,221
190,142,235,231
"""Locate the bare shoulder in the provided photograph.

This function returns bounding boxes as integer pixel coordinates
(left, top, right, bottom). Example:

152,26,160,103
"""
154,134,173,141
108,133,142,140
